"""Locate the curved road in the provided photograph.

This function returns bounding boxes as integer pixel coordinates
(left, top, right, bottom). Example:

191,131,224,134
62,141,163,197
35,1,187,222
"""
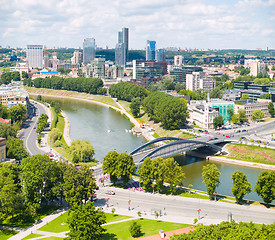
18,101,47,156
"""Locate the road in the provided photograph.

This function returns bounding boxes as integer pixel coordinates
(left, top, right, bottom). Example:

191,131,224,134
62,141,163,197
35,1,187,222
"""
18,101,47,156
95,187,275,225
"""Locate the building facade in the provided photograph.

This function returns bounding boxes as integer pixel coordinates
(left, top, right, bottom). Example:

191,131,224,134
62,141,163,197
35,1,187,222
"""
146,40,156,61
174,55,183,66
156,49,166,62
83,38,96,64
27,45,43,68
115,43,126,66
250,62,266,77
72,51,82,64
186,72,215,92
0,138,6,162
169,66,203,84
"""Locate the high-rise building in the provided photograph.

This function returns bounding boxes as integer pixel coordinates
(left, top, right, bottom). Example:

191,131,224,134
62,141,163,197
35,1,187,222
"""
27,45,43,68
186,72,215,92
250,61,266,77
116,27,129,65
115,43,126,66
174,55,183,66
44,51,49,68
83,38,96,64
72,51,82,64
91,58,105,78
156,49,166,62
146,40,156,61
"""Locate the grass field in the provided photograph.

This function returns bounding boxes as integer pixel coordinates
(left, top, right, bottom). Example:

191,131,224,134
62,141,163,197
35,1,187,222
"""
38,212,133,233
22,233,44,239
0,230,18,240
38,211,69,233
225,143,275,165
39,237,63,240
26,87,118,108
102,218,190,240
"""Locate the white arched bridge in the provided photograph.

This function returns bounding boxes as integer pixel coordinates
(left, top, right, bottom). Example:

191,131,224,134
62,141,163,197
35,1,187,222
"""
130,137,223,164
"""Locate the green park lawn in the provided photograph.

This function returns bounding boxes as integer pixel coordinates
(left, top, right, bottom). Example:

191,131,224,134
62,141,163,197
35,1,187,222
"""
102,218,190,240
0,230,18,240
39,237,63,240
22,233,44,239
226,143,275,165
38,212,133,233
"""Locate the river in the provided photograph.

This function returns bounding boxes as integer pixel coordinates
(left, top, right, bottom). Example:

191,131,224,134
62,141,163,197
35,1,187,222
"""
44,96,272,203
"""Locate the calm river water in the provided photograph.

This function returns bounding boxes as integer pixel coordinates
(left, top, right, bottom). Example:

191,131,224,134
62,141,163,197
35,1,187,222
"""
45,96,272,203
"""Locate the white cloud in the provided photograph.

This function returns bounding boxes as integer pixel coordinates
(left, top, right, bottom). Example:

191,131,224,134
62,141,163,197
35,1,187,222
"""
0,0,274,49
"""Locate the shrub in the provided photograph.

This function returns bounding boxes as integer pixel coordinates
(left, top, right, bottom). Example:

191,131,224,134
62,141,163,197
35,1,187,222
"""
129,221,142,238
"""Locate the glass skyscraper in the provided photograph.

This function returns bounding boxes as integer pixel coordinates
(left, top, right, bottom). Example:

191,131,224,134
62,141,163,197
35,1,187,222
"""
156,49,166,62
115,27,129,66
83,38,96,64
146,40,156,61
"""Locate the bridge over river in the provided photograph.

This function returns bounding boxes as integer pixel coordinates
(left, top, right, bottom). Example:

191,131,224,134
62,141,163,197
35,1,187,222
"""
130,137,224,164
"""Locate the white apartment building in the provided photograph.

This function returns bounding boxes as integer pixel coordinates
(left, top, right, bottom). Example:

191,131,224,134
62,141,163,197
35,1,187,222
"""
72,51,82,64
250,62,266,77
186,72,215,92
27,45,43,68
174,55,183,66
188,101,219,129
234,99,270,120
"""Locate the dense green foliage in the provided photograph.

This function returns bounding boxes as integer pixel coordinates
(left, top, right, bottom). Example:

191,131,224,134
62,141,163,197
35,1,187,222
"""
8,104,26,124
171,221,275,240
32,76,105,94
66,201,106,240
70,139,95,163
268,102,275,117
202,164,220,198
6,137,29,161
137,157,185,194
251,110,264,121
254,171,275,205
231,171,251,202
178,89,207,100
213,115,224,129
130,97,141,117
143,91,188,129
103,151,136,184
109,82,148,102
0,123,17,139
0,104,9,119
129,221,142,238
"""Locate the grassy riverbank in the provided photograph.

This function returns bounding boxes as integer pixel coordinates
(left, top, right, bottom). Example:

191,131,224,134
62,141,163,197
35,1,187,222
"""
225,143,275,165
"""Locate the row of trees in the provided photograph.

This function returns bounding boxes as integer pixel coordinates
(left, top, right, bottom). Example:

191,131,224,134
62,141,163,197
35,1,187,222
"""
143,91,188,129
0,156,96,224
31,76,106,95
36,114,49,144
109,82,148,102
171,220,275,239
202,164,275,205
0,71,26,84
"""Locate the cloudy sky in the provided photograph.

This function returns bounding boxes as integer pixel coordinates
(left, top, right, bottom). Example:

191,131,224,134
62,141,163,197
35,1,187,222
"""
1,0,274,50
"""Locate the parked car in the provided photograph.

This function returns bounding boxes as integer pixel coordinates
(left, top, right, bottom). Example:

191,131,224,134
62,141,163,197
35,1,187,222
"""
236,130,241,133
106,190,115,195
225,135,231,138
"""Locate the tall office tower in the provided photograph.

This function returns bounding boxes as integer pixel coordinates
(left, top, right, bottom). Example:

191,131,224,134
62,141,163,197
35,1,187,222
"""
115,43,126,66
146,40,156,61
83,38,96,64
27,45,43,68
156,49,166,62
44,51,49,68
117,28,129,61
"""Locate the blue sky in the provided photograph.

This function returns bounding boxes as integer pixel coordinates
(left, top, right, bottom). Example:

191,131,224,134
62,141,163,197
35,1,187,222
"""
0,0,274,49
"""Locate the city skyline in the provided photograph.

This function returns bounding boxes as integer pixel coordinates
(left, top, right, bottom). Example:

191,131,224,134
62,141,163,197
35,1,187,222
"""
0,0,275,50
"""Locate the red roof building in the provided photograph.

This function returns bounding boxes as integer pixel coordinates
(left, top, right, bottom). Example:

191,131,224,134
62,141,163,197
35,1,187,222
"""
0,118,11,124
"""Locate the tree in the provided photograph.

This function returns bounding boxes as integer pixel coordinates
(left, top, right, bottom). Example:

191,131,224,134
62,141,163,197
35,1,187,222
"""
0,103,9,119
63,164,96,206
213,115,224,129
9,104,27,124
66,201,106,240
268,102,275,117
238,109,247,123
57,67,65,74
0,72,12,84
11,71,20,81
130,97,141,117
0,123,17,139
37,95,42,101
116,152,136,184
231,171,251,202
21,71,29,79
231,114,239,123
254,78,271,85
240,93,249,100
210,87,223,99
254,171,275,205
161,75,176,90
70,139,95,163
103,151,119,183
137,157,154,191
251,109,264,121
6,137,29,161
163,157,185,194
129,221,142,238
227,107,234,120
202,164,220,198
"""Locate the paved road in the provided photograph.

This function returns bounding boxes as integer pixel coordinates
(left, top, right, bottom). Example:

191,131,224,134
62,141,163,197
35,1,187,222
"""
95,187,275,225
18,101,47,156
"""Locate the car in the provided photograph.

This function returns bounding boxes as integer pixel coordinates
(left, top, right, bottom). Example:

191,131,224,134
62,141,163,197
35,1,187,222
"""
236,130,241,133
198,129,203,133
106,190,115,195
209,137,218,141
225,135,231,138
242,129,247,132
